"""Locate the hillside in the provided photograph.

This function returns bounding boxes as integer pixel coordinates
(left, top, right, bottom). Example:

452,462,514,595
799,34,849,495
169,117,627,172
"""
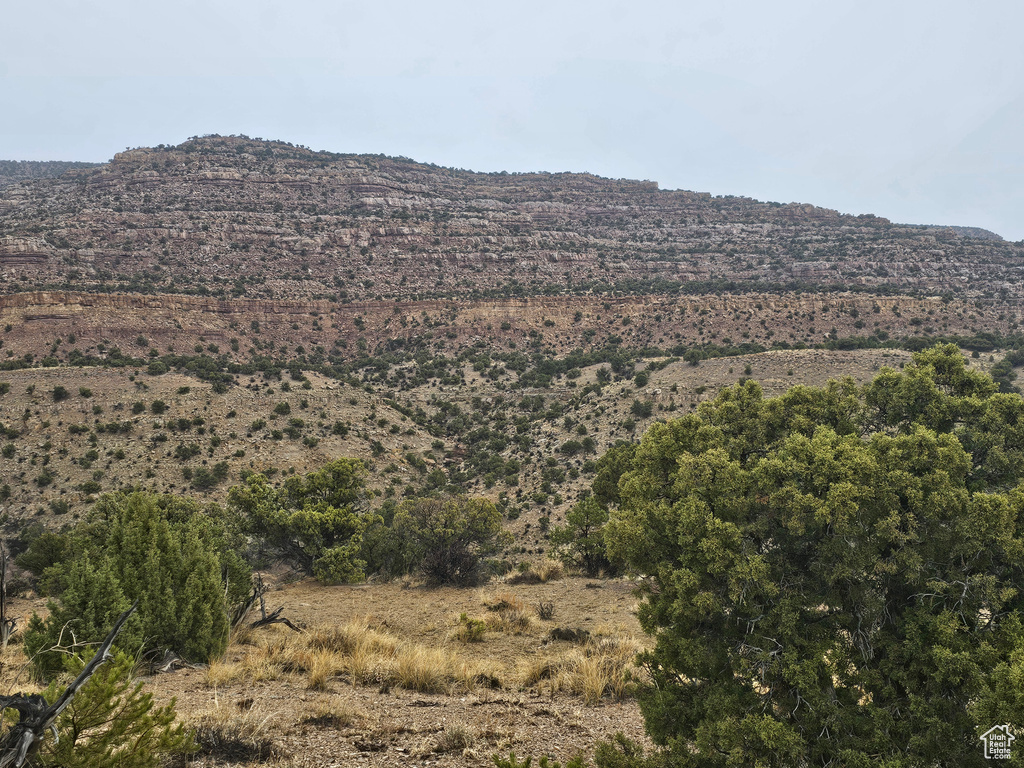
2,135,1023,766
0,135,1022,369
0,159,101,187
0,134,1021,537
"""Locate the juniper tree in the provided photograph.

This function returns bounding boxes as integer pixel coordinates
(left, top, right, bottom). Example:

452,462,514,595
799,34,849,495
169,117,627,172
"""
603,345,1024,767
33,651,194,768
228,457,371,583
549,497,614,576
391,495,510,584
24,492,246,677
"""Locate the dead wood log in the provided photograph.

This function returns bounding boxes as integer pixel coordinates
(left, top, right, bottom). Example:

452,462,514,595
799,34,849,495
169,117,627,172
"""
230,574,302,634
0,601,138,768
0,548,16,652
250,606,302,633
153,649,206,674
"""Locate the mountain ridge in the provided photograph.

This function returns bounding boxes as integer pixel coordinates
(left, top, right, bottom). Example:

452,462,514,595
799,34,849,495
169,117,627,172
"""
0,135,1020,314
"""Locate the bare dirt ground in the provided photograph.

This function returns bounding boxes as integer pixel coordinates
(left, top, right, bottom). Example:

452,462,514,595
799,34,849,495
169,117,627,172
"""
4,575,651,767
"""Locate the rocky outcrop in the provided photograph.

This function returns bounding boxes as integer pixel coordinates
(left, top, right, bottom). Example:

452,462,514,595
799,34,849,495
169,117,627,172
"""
0,134,1020,367
0,237,53,265
0,135,1019,311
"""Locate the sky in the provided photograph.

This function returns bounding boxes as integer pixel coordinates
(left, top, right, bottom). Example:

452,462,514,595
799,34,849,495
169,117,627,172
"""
2,1,1022,240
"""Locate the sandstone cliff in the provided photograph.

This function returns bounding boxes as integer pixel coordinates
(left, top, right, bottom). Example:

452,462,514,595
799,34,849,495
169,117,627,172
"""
0,135,1019,312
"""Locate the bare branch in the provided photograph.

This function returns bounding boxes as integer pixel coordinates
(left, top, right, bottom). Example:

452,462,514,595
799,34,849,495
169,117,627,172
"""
0,601,138,768
0,547,16,652
232,575,302,634
250,606,302,633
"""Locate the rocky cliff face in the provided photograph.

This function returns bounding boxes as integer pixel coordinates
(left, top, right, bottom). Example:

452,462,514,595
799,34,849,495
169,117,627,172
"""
0,135,1019,310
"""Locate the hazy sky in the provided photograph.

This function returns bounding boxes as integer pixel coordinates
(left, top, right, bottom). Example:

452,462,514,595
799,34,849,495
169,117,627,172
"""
3,1,1022,240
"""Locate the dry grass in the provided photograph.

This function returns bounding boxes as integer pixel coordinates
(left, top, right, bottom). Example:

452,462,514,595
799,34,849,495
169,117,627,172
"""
206,617,509,696
348,637,397,686
299,698,364,729
519,635,643,704
204,659,243,688
302,648,344,691
306,617,398,657
507,559,565,585
227,622,258,647
190,698,282,763
0,646,41,697
189,579,647,726
396,645,452,693
240,636,291,682
4,579,654,767
536,560,564,582
483,592,535,635
221,594,643,704
432,722,477,754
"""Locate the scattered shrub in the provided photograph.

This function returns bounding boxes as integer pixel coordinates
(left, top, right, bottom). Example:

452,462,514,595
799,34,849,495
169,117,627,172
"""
391,496,511,585
229,458,371,584
455,613,487,643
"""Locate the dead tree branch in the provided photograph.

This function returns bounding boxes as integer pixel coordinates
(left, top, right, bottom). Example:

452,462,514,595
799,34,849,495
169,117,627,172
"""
230,574,302,634
0,601,138,768
0,547,16,652
250,606,302,633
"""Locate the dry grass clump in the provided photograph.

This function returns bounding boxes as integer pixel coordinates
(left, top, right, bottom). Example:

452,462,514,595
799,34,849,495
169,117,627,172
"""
228,622,258,647
396,645,455,693
300,648,345,691
519,635,643,705
484,592,535,635
537,560,565,582
432,722,477,754
507,559,565,585
202,606,641,706
394,646,501,694
191,701,281,763
348,638,398,686
306,617,398,657
208,618,503,695
204,659,244,687
240,636,293,682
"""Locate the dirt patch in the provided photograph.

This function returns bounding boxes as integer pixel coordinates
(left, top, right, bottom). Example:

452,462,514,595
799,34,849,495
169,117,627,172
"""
133,576,650,767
